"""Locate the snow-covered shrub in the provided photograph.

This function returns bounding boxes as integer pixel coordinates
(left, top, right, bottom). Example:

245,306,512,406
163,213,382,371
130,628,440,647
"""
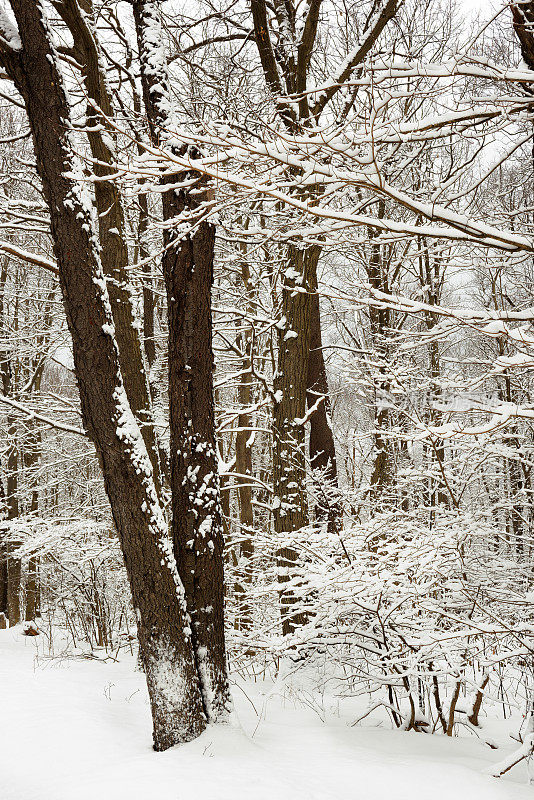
225,506,534,734
2,517,134,652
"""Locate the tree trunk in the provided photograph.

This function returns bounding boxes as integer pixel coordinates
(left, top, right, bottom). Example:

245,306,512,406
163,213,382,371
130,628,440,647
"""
0,264,9,621
6,415,20,626
0,0,206,749
419,240,448,517
233,256,255,631
307,268,341,534
133,0,231,722
139,189,157,371
166,216,231,720
367,236,395,514
234,349,255,631
273,245,316,634
23,418,41,622
0,533,7,620
55,0,163,493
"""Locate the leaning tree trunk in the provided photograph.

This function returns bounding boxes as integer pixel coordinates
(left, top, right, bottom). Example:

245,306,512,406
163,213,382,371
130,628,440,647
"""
55,0,163,492
0,0,206,750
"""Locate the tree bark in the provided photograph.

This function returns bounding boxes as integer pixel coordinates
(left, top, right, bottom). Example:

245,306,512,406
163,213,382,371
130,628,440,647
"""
367,236,395,514
54,0,163,492
138,189,157,371
6,413,20,626
165,215,230,719
0,526,7,619
307,268,341,533
273,245,316,634
23,403,42,622
419,240,448,517
133,0,231,721
0,263,9,620
233,255,255,630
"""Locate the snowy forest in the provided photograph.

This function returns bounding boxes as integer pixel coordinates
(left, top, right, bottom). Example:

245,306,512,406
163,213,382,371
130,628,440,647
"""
0,0,533,797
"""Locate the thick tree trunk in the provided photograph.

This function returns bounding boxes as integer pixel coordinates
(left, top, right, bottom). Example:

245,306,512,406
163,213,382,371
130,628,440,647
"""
272,246,340,631
1,0,205,749
165,215,231,719
273,245,316,634
248,0,397,544
512,3,534,72
248,0,344,633
24,556,39,622
133,0,231,722
55,0,163,492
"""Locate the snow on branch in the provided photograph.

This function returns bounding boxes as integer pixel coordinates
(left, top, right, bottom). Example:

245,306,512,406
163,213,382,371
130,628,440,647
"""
0,4,21,52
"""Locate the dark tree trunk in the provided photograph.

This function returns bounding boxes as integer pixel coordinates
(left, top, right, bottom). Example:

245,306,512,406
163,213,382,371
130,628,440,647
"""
24,556,39,622
6,415,20,626
234,356,254,631
133,0,231,721
307,270,341,534
512,3,534,71
0,261,21,625
0,0,206,749
165,214,230,719
0,486,7,615
0,265,10,621
139,190,157,370
233,256,255,631
23,416,41,622
248,0,398,602
273,245,315,634
54,0,163,493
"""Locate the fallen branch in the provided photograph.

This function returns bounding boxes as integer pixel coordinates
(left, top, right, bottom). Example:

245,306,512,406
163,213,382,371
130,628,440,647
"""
489,729,534,777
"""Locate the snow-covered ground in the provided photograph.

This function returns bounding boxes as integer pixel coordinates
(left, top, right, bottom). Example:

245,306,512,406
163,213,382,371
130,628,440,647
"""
0,627,531,800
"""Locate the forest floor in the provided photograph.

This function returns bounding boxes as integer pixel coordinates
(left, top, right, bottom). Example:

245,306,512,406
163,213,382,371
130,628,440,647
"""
0,626,531,800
